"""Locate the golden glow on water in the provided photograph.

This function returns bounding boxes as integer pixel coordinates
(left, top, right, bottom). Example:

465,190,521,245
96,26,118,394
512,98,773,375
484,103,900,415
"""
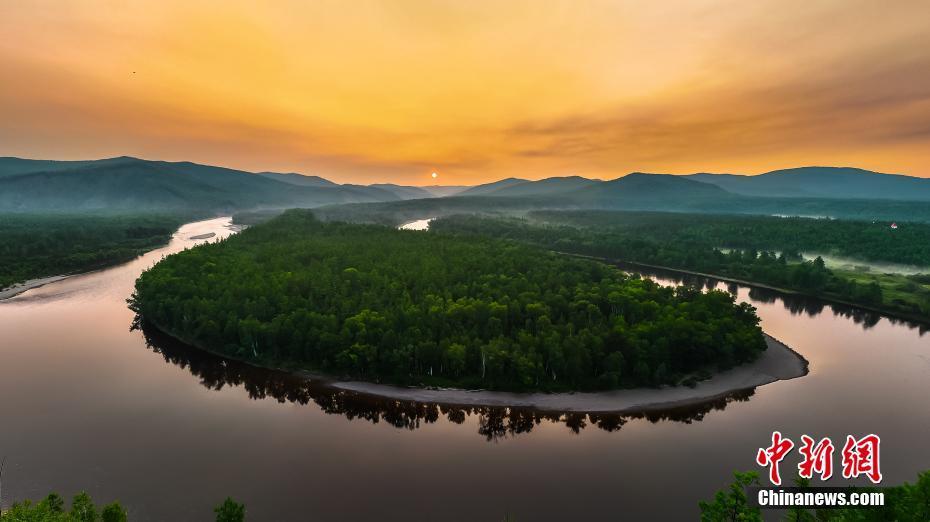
2,1,930,183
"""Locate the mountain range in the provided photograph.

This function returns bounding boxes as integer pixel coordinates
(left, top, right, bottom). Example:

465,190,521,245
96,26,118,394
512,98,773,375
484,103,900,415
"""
685,167,930,201
459,167,930,202
457,176,597,197
2,156,929,215
0,157,442,212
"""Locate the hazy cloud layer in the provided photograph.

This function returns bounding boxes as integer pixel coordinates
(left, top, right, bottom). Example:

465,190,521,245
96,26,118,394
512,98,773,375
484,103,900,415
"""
1,0,928,184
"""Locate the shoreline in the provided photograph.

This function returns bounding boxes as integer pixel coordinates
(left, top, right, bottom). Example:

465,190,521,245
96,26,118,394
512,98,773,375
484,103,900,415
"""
1,217,234,303
148,319,808,413
562,254,930,327
619,259,930,326
316,334,808,413
0,274,72,301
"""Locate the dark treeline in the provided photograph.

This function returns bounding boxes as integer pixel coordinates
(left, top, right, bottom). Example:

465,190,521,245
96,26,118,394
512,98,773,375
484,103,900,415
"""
0,492,245,521
0,492,127,522
131,210,767,392
430,213,930,319
629,264,930,334
309,195,551,226
529,210,930,267
0,213,188,290
138,320,757,440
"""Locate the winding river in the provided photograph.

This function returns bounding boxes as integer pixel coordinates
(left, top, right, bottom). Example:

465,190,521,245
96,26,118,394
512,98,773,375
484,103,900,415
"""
1,217,929,520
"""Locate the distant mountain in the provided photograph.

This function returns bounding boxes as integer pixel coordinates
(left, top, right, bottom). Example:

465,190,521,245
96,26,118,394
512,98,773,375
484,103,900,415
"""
258,171,408,201
262,175,456,200
687,167,930,201
340,184,408,201
457,177,529,197
562,173,733,209
0,157,400,213
257,171,336,187
7,155,926,217
420,185,470,197
463,176,598,198
369,184,436,200
458,174,718,204
0,156,137,178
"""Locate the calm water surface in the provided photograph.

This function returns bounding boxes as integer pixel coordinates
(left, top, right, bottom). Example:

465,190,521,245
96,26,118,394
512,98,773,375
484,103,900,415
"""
1,218,929,520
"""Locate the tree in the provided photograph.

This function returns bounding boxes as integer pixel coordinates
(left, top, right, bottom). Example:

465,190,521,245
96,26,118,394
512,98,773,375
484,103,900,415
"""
101,503,128,522
0,456,5,514
704,469,930,521
44,493,65,514
698,471,762,522
782,476,816,522
214,497,245,522
70,492,97,522
131,211,769,392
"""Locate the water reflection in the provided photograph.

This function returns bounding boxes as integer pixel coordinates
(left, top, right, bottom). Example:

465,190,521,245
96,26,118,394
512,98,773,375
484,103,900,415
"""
615,262,928,334
132,256,925,445
136,319,757,441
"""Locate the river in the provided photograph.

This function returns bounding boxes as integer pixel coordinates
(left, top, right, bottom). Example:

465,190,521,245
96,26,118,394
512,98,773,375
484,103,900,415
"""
1,217,928,520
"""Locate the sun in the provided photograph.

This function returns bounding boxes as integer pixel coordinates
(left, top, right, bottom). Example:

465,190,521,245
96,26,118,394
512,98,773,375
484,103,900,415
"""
431,172,438,179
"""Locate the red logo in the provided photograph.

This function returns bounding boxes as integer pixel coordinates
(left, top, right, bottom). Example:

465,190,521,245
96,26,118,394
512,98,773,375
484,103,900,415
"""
756,431,795,485
841,434,882,483
798,435,835,480
756,432,881,485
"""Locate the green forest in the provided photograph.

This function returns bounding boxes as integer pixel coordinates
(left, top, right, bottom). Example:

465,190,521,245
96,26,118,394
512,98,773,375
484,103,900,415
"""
130,210,767,391
527,210,930,267
429,212,930,320
0,492,244,522
0,492,127,522
0,214,187,291
700,469,930,521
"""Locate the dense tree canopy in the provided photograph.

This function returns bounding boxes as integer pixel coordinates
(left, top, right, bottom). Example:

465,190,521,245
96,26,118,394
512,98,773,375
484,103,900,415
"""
527,210,930,267
0,492,126,522
131,210,767,391
701,470,930,521
430,213,930,319
0,213,187,291
0,492,242,521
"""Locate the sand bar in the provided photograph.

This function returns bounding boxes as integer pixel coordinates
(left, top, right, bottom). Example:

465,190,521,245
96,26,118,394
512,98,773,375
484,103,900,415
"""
325,334,808,413
0,275,71,301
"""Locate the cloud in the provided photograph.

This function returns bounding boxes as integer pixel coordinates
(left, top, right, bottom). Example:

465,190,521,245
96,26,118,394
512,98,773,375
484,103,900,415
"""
1,1,929,182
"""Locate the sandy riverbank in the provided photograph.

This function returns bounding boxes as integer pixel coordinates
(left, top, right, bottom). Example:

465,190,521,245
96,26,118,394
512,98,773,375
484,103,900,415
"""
323,334,808,413
0,275,71,301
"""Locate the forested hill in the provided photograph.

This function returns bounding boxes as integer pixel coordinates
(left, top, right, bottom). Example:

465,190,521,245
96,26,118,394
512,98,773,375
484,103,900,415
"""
457,173,728,203
429,212,930,320
454,168,930,218
562,173,730,208
8,154,930,218
525,210,930,267
0,157,422,213
311,184,930,225
130,210,767,391
456,177,529,196
687,166,930,201
0,213,188,290
459,176,597,197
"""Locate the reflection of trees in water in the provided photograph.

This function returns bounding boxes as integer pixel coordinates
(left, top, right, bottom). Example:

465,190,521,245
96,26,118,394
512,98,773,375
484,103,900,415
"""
134,319,756,441
747,287,777,304
619,263,925,333
830,305,881,329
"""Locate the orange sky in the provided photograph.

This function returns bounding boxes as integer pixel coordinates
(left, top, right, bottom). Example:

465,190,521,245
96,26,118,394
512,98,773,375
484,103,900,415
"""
2,1,929,185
